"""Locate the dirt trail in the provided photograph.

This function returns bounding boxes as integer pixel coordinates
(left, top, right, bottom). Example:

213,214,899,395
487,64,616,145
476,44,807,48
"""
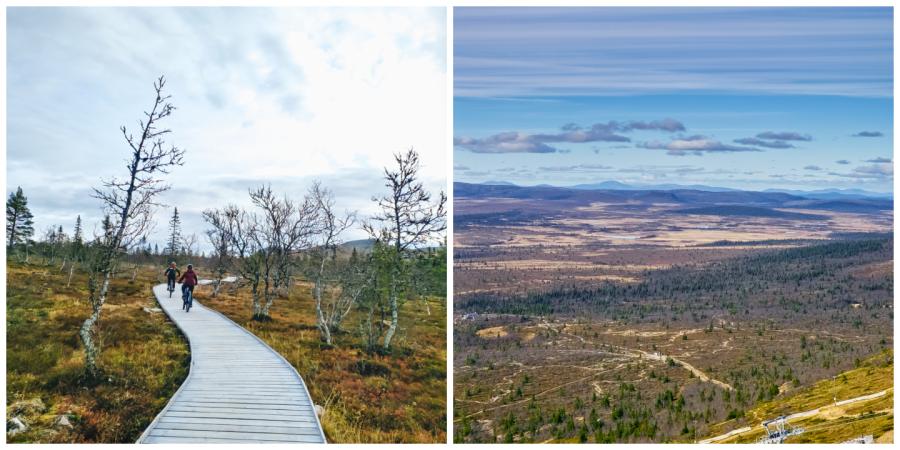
543,319,735,391
619,346,734,391
454,364,627,422
669,355,734,392
699,389,889,444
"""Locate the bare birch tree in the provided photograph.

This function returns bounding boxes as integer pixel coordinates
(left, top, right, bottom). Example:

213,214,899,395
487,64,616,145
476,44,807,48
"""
181,232,199,258
248,186,316,320
204,187,315,320
205,219,231,297
80,76,184,377
364,148,446,351
203,205,261,306
308,181,356,345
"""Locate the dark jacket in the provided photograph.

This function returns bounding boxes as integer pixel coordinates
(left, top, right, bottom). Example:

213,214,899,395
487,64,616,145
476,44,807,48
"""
165,267,180,279
179,269,198,287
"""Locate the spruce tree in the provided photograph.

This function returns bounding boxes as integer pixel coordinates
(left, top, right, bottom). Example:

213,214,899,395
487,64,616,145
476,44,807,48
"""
6,186,34,247
70,215,84,262
166,207,181,260
73,215,83,245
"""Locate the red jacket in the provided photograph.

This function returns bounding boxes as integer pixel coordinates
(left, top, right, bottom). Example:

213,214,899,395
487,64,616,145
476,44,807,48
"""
179,269,198,287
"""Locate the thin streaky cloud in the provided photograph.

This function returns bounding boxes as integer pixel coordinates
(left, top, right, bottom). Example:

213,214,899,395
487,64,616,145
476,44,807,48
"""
638,136,763,156
454,119,684,153
455,7,891,98
734,137,795,149
755,131,812,141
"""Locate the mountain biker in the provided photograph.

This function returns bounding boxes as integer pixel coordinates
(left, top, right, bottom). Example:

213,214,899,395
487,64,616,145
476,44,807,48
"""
164,262,180,293
178,264,199,306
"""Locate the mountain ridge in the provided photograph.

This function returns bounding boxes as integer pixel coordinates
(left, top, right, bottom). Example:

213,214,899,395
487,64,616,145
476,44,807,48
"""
467,180,892,200
455,182,892,214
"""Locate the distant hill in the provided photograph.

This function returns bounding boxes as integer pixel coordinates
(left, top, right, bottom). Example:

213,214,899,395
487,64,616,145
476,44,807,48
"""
570,181,739,192
454,182,893,216
670,205,829,221
474,180,892,200
764,188,892,200
340,239,376,251
569,180,632,190
454,182,805,206
338,239,444,252
785,198,893,213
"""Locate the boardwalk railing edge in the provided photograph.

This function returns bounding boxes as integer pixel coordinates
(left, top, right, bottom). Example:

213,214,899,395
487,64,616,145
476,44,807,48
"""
200,295,329,444
136,284,196,443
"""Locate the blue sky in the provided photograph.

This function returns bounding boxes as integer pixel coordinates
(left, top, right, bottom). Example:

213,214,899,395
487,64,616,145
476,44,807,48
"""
7,7,446,251
454,7,893,192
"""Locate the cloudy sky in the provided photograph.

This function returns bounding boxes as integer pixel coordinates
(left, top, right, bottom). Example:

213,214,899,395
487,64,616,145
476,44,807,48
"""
8,7,446,252
454,7,893,193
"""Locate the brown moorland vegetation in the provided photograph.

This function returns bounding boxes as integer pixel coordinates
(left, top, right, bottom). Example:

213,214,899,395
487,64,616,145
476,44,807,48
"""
6,260,188,443
7,256,447,444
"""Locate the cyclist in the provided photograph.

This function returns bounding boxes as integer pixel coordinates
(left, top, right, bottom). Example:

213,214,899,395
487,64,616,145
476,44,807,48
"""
164,262,180,297
178,264,199,311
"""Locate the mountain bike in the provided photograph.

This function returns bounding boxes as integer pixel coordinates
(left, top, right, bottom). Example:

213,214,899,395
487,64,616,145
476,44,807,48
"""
167,279,175,297
182,286,193,312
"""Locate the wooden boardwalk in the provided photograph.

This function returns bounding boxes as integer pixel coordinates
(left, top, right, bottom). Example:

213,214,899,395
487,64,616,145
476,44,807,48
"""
139,283,326,444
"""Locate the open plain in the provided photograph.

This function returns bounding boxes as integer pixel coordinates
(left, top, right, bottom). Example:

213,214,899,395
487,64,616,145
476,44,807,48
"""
453,183,892,443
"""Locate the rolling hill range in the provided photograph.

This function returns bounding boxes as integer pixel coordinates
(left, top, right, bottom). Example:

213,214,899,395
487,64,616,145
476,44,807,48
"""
453,182,893,226
473,180,892,201
455,182,893,216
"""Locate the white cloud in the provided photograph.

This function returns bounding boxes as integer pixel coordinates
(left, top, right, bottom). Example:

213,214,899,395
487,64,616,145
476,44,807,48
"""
7,7,447,249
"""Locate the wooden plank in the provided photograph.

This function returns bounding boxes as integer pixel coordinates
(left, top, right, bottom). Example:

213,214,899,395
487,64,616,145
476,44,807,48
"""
176,393,309,399
175,395,310,404
170,402,313,412
144,435,323,444
180,386,307,390
172,398,311,407
178,390,309,397
147,428,322,442
152,421,323,436
151,428,322,440
177,393,309,399
160,412,317,424
157,416,320,428
166,406,314,417
180,375,302,380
